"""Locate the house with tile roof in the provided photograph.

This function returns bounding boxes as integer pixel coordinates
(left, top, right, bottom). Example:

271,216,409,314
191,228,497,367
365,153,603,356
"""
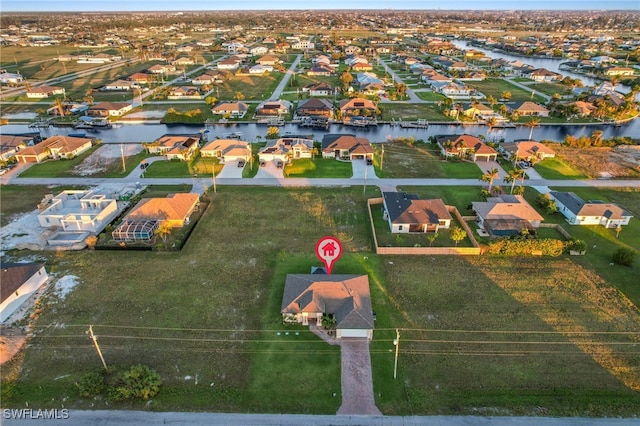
321,134,373,160
499,141,556,162
211,101,249,118
1,263,48,323
296,98,334,118
508,101,550,117
258,137,314,163
435,134,498,162
472,195,544,237
87,102,132,117
255,100,291,117
145,134,200,161
0,133,39,163
281,274,374,340
302,82,335,97
124,193,200,228
339,98,377,117
200,139,251,163
549,191,633,228
25,85,65,98
14,135,93,163
382,192,452,234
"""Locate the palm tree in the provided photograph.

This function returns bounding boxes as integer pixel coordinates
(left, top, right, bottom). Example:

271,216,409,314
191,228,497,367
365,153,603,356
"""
486,117,498,132
524,118,540,140
505,168,524,194
235,91,245,101
481,167,500,192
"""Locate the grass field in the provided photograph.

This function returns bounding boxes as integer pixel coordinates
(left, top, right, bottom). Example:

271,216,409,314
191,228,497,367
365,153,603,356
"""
284,158,352,178
373,141,482,179
1,185,639,415
465,78,547,103
528,82,574,97
215,74,282,101
380,104,453,122
534,157,590,180
0,185,84,226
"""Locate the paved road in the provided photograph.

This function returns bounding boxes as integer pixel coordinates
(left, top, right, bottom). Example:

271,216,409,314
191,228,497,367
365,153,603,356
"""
269,54,302,100
3,411,639,425
376,57,425,103
337,338,381,415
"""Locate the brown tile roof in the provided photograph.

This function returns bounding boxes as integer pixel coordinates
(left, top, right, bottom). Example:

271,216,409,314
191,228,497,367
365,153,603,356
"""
472,195,543,222
1,263,45,304
436,134,497,156
281,274,374,330
501,141,555,158
384,192,452,225
127,193,199,224
322,135,373,155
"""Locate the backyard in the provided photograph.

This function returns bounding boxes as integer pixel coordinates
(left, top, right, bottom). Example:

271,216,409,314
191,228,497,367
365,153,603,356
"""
1,185,639,416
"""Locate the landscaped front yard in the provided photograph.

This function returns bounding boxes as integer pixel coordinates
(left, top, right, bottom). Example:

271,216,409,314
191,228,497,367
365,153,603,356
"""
284,158,352,178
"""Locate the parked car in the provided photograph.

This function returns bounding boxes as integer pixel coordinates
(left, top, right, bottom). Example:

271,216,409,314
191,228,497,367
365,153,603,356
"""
238,160,245,168
366,158,373,165
260,160,266,167
275,160,283,168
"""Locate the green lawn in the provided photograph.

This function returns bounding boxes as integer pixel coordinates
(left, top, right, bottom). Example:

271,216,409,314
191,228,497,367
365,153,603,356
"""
414,91,448,102
465,78,547,103
380,103,452,122
284,158,352,178
0,185,85,226
17,146,102,178
215,74,282,101
373,141,481,179
535,157,590,180
2,185,640,415
528,82,574,97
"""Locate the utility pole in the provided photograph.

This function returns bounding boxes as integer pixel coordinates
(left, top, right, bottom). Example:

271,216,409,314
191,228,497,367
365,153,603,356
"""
363,162,368,194
380,144,384,171
393,329,400,380
212,163,217,193
120,144,126,172
87,325,108,372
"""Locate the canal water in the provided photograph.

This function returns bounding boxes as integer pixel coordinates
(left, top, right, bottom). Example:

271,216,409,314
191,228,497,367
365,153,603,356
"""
1,120,637,144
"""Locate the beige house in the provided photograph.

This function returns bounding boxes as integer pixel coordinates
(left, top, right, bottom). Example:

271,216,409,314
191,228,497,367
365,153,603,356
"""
508,101,550,117
87,102,133,117
200,139,251,163
0,134,38,162
25,85,65,98
321,134,373,160
37,190,119,233
382,192,452,233
500,141,555,162
14,135,93,163
549,191,633,228
145,134,200,161
472,195,544,237
258,138,314,163
435,134,498,162
281,274,374,340
125,193,200,228
211,102,249,118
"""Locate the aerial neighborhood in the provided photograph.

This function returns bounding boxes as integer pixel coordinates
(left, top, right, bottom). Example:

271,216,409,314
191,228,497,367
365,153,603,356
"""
0,7,639,421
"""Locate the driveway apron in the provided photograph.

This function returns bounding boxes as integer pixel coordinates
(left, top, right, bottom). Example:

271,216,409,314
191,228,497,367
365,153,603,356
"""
336,338,382,416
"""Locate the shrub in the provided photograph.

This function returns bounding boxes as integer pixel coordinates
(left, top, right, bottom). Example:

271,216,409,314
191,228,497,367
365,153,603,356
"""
612,248,635,267
76,371,105,398
485,238,564,256
108,365,162,402
566,239,587,253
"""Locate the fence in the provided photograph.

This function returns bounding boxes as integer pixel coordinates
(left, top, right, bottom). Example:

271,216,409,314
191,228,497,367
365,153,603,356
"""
539,223,573,240
367,198,481,256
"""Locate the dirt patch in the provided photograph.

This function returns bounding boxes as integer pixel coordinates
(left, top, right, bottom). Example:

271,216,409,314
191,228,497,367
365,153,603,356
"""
553,144,640,178
71,144,144,176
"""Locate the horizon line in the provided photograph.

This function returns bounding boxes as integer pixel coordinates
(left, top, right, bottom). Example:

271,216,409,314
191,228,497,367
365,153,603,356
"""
2,8,639,12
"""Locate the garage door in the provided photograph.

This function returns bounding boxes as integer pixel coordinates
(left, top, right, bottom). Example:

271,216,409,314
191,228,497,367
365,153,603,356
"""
339,329,369,338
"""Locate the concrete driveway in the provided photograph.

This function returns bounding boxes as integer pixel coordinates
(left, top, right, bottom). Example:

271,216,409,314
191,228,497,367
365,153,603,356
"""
217,160,245,178
336,338,382,416
475,160,506,179
254,160,284,178
351,159,378,180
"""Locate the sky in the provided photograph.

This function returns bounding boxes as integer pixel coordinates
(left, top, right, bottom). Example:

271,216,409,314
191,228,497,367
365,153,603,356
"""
1,0,638,12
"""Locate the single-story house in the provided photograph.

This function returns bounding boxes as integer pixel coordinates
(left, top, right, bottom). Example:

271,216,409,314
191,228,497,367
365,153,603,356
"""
339,98,377,117
102,79,137,91
217,58,241,71
87,102,132,117
306,64,334,76
25,85,66,98
250,46,268,56
148,64,176,74
351,62,373,72
572,101,597,117
508,101,550,117
172,57,195,66
249,64,273,74
211,101,249,118
258,137,314,162
472,194,544,237
123,192,200,228
549,191,633,228
200,139,251,163
281,273,374,340
167,86,201,99
255,54,281,66
0,263,49,323
145,134,200,161
255,100,292,117
321,134,373,160
0,133,39,162
500,141,555,162
128,72,153,84
525,68,563,82
37,189,118,232
303,82,335,97
296,98,334,118
14,135,93,163
0,72,24,85
382,192,452,233
191,74,215,85
435,134,498,162
431,81,472,97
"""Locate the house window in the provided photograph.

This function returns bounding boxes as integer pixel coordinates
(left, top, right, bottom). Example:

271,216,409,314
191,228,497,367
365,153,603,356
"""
398,225,403,231
439,220,447,226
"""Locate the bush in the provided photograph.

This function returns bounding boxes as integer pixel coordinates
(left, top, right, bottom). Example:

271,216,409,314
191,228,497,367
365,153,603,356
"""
485,237,565,256
76,371,105,398
612,248,635,267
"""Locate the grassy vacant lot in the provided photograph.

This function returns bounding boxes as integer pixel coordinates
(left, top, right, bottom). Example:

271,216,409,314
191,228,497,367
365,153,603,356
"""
534,157,590,180
373,141,482,179
284,158,352,178
2,185,639,416
0,185,84,226
528,82,574,97
143,157,223,178
465,78,547,103
380,103,452,122
215,74,282,101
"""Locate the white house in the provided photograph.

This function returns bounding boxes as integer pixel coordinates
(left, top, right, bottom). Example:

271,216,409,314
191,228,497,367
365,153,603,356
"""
37,190,119,233
549,191,633,228
1,263,49,323
382,192,452,234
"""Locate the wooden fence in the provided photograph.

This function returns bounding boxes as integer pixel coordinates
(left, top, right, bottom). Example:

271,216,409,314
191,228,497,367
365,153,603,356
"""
367,198,481,256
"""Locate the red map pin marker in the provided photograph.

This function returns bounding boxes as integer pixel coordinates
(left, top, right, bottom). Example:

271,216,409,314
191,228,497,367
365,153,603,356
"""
315,236,343,275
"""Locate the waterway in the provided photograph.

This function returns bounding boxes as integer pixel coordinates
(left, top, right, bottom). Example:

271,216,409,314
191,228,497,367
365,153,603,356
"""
1,120,637,144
